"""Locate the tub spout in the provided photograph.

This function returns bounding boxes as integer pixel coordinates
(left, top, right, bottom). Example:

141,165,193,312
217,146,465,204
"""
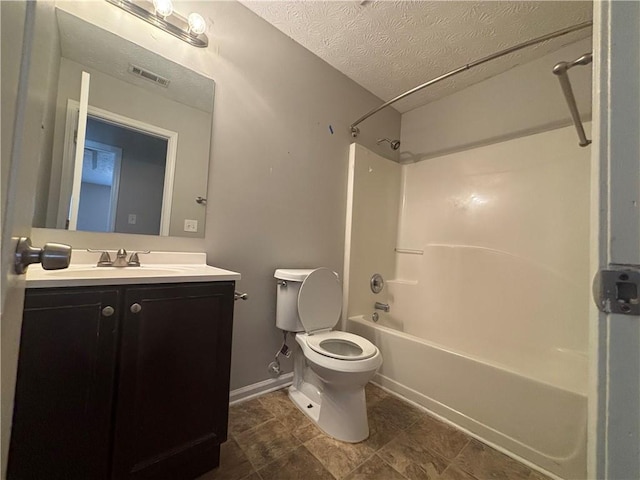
374,302,390,312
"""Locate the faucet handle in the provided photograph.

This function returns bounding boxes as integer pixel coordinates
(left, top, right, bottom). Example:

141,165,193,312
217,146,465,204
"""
97,251,112,266
127,250,150,267
87,249,114,266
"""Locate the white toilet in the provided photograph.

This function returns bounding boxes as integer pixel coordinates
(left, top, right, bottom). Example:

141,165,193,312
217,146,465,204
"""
274,267,383,443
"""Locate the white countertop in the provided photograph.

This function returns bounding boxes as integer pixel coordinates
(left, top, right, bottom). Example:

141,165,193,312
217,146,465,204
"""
26,251,241,288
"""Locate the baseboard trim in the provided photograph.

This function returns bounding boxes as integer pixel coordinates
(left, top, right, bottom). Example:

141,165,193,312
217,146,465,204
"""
229,373,293,405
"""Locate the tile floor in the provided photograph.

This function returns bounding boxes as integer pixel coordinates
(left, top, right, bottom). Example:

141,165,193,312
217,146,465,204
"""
197,384,551,480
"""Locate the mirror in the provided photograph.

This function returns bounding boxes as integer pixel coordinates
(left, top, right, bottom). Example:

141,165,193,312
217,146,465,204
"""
31,8,214,237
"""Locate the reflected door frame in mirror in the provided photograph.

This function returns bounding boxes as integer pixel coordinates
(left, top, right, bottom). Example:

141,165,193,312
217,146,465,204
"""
59,99,178,236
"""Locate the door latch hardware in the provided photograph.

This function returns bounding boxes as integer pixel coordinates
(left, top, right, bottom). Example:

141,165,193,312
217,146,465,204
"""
593,266,640,315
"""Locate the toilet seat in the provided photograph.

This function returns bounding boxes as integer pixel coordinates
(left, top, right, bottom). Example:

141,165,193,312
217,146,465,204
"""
305,331,377,360
297,268,378,362
295,332,382,374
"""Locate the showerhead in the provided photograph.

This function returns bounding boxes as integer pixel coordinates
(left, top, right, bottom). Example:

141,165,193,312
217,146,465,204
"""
377,138,401,150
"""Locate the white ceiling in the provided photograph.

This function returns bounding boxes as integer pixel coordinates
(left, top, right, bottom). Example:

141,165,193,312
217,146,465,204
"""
241,1,593,113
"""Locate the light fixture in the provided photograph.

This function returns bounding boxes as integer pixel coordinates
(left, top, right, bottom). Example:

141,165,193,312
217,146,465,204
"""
187,12,206,35
105,0,209,48
152,0,173,17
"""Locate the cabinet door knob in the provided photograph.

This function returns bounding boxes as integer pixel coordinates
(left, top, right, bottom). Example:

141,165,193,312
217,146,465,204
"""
102,306,115,317
130,303,142,313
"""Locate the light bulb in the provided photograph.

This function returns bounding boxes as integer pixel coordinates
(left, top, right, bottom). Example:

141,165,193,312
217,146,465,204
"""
188,12,206,35
153,0,173,17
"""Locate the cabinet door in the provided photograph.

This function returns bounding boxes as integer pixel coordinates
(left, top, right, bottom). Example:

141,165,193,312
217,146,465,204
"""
112,282,235,480
7,288,120,480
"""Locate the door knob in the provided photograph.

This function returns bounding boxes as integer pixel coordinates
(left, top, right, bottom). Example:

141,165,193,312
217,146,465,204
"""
14,237,72,274
130,303,142,313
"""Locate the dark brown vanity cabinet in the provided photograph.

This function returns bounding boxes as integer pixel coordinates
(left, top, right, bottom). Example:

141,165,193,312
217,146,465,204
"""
8,287,120,480
8,281,235,480
112,283,235,479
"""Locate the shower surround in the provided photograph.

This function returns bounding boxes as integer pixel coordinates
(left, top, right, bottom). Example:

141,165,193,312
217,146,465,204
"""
343,125,591,479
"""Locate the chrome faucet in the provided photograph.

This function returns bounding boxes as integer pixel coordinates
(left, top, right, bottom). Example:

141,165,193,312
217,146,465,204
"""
92,249,149,267
113,248,129,267
374,302,390,312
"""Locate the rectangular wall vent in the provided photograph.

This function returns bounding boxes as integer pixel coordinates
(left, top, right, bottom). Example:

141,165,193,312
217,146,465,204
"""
128,64,170,87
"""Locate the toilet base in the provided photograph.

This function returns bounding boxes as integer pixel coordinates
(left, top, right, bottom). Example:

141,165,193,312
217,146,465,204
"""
288,386,320,423
288,381,369,443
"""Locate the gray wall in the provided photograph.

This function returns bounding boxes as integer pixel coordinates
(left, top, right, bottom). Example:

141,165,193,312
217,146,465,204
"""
401,38,593,161
30,8,61,228
114,149,165,236
78,182,110,232
203,1,400,389
34,0,401,390
0,3,22,225
3,1,61,229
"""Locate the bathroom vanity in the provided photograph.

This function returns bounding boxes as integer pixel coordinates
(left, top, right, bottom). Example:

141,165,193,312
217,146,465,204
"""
7,252,241,480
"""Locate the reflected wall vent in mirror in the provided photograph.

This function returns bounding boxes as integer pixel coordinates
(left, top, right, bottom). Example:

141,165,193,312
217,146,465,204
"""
129,64,170,88
105,0,209,48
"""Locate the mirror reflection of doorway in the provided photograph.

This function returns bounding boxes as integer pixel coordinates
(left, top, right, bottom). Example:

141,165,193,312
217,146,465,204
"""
75,115,170,235
77,138,122,232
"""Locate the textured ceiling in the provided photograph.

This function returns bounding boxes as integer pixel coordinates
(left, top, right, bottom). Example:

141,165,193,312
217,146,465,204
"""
57,9,214,113
241,1,593,113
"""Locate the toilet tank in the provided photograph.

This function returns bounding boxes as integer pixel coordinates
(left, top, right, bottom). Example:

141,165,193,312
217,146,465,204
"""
274,269,314,332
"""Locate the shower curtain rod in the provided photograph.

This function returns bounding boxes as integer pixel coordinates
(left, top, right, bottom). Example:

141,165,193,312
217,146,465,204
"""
553,52,593,147
349,20,593,137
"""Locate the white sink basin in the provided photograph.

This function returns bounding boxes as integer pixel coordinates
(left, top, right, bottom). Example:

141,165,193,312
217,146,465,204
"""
41,266,187,278
26,251,241,288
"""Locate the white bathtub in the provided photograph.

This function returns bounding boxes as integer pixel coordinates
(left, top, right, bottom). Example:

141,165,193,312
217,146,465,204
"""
348,315,587,479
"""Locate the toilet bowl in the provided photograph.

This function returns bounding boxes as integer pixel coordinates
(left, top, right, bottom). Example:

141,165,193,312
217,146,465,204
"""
274,267,382,443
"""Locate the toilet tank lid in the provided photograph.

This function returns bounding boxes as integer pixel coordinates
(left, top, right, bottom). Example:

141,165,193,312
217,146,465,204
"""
274,269,316,282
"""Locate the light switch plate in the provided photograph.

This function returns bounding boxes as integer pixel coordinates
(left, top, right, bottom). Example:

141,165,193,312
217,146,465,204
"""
184,219,198,232
128,214,137,224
